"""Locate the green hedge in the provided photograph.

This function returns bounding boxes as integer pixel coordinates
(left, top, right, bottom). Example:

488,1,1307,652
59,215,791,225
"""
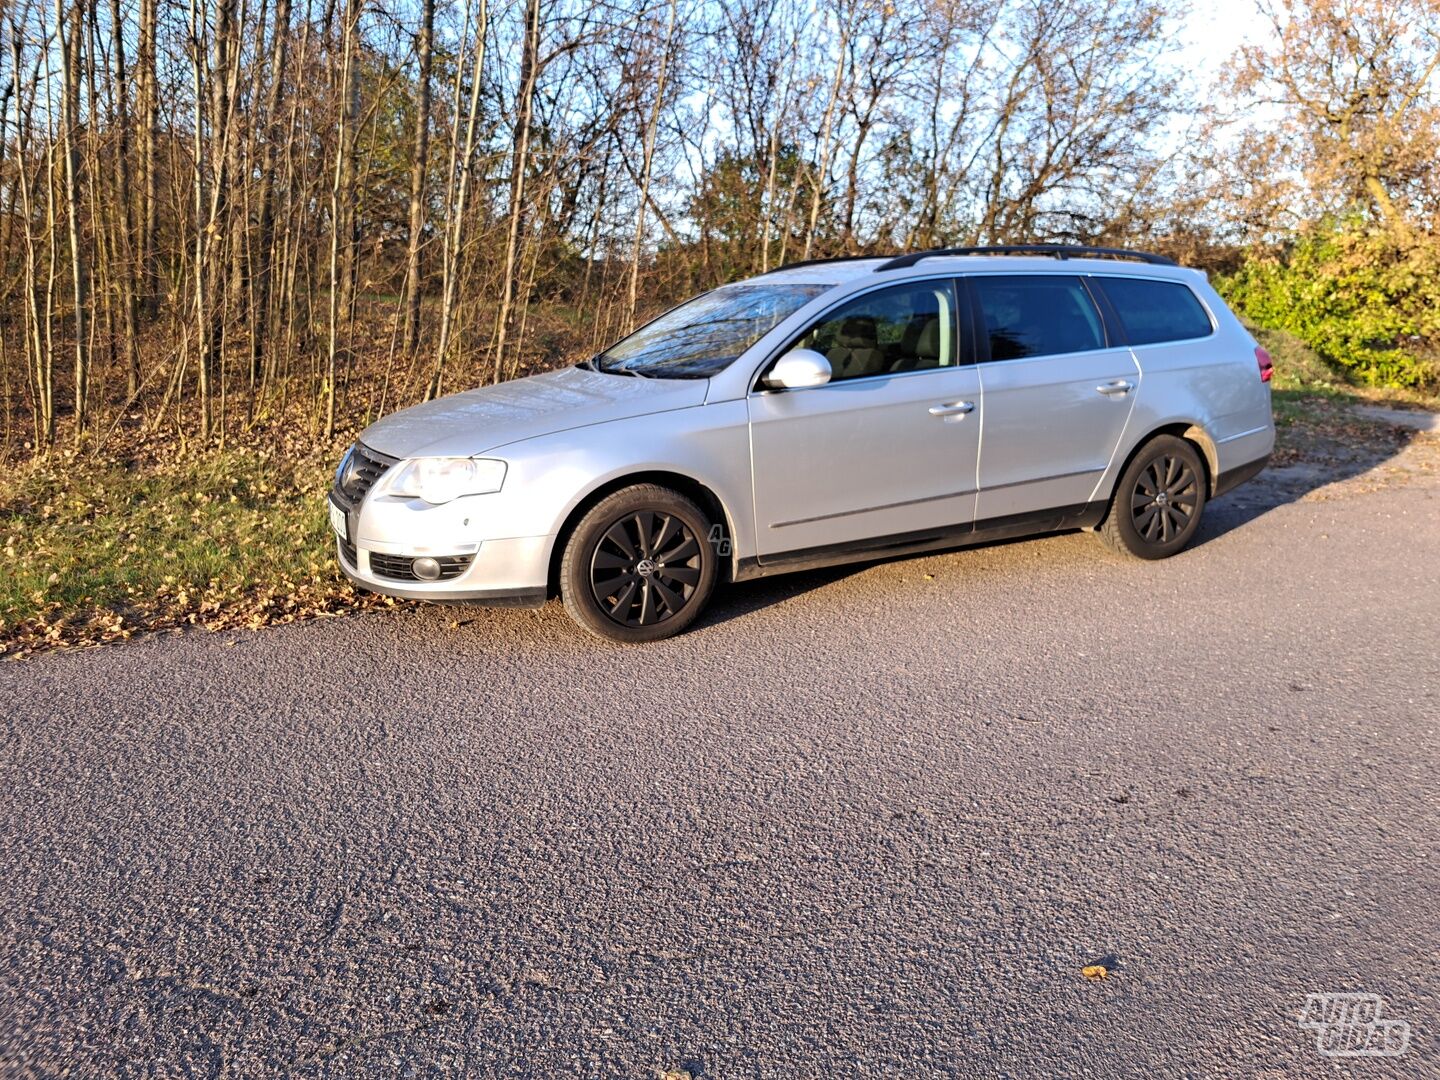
1218,224,1439,389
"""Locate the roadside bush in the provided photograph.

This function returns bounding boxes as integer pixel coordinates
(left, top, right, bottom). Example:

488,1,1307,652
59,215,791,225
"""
1218,223,1440,389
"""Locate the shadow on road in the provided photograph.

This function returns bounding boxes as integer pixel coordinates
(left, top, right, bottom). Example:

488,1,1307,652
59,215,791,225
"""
1190,404,1426,548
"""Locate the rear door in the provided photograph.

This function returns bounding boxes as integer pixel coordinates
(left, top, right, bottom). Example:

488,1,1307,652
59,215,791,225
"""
748,279,982,558
968,274,1139,524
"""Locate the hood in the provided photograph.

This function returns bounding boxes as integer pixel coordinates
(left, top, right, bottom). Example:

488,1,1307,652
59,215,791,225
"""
359,366,709,459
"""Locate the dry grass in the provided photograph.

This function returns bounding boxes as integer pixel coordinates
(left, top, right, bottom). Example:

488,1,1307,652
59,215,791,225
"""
0,433,397,658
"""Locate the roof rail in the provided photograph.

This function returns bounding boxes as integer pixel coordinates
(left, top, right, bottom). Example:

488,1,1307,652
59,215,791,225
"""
757,254,895,276
873,244,1176,273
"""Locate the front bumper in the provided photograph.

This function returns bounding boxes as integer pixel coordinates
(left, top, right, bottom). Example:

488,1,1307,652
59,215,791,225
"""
336,535,549,607
329,441,555,607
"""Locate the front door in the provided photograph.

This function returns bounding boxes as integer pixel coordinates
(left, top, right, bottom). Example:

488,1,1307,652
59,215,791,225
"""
748,279,982,559
967,274,1140,523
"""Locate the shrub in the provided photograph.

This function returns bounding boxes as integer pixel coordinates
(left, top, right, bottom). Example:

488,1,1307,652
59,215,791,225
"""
1218,223,1439,389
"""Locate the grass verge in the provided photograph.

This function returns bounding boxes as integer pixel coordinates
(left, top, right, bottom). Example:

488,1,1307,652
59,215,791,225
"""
1254,324,1440,466
0,438,396,658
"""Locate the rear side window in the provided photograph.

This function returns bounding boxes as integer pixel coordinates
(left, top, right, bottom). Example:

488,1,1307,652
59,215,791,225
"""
1100,278,1213,344
970,276,1105,360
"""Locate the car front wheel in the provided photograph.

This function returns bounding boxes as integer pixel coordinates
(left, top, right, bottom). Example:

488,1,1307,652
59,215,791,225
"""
559,484,719,642
1098,435,1207,559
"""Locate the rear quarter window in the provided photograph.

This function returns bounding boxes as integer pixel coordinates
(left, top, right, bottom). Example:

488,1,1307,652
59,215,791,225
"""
1100,278,1214,345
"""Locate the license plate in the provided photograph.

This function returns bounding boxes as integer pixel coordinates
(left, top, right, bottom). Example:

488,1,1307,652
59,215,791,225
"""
329,498,348,541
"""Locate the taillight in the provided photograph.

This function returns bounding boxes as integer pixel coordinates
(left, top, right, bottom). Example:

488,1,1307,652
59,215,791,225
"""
1255,345,1273,383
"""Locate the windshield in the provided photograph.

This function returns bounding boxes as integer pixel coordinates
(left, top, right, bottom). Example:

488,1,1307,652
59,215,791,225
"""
596,283,829,378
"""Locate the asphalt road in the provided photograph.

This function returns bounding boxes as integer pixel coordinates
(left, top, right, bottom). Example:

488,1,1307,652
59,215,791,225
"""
2,445,1437,1078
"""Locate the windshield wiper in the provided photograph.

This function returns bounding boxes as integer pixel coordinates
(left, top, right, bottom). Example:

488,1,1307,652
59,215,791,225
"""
599,362,650,378
582,353,649,377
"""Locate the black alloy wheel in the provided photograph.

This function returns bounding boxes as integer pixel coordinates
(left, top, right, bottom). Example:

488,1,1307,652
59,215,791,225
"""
1131,451,1200,544
1099,434,1208,559
588,509,703,628
560,484,719,642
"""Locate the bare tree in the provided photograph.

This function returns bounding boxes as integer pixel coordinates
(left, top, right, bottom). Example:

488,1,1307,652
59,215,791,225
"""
326,0,363,437
1230,0,1440,237
55,0,88,436
0,0,1231,452
489,0,540,382
428,0,488,399
250,0,293,390
625,0,677,330
802,9,848,259
401,0,434,358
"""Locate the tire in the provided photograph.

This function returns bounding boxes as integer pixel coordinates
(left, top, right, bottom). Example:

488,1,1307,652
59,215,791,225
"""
1098,435,1207,560
559,484,720,643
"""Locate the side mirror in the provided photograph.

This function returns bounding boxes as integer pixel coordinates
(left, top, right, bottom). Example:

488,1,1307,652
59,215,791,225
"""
763,348,832,390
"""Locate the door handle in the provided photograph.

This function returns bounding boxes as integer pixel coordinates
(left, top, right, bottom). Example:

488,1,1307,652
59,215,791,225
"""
1096,380,1134,396
928,400,975,417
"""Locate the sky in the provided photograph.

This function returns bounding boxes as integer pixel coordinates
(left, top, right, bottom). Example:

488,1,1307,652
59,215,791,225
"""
1177,0,1275,85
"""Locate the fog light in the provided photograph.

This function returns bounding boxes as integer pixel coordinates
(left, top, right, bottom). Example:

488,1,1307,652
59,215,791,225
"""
412,556,442,581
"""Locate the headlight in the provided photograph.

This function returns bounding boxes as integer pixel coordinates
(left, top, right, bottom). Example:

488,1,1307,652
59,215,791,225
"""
383,457,507,505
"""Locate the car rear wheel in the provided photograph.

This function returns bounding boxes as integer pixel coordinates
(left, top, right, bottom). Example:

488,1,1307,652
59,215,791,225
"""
1098,435,1207,559
559,484,719,642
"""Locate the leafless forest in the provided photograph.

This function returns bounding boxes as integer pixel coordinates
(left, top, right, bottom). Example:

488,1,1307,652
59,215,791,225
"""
2,0,1437,455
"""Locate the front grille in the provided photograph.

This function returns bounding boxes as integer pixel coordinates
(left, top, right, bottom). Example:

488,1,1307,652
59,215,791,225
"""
368,552,475,582
338,534,358,567
332,441,398,512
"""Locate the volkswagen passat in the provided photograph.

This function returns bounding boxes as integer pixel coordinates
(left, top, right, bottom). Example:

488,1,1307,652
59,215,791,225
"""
329,245,1274,642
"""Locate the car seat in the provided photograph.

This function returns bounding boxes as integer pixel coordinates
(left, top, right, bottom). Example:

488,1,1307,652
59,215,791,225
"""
892,316,941,372
826,316,885,379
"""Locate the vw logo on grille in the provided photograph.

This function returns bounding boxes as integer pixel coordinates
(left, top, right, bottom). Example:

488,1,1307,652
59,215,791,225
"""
339,448,362,496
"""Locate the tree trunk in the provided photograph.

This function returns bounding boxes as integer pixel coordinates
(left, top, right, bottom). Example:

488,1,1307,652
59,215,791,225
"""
205,0,242,441
9,26,52,441
190,0,213,437
428,0,487,399
138,0,159,317
250,0,293,389
108,0,141,397
489,0,540,383
625,0,677,332
402,0,434,358
326,0,363,438
57,0,90,438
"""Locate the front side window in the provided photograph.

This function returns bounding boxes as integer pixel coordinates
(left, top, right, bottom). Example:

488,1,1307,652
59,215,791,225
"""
971,275,1105,361
598,283,828,378
1099,277,1214,344
789,281,958,381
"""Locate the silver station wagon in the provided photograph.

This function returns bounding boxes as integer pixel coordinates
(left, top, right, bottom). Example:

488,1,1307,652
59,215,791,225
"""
330,245,1274,641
